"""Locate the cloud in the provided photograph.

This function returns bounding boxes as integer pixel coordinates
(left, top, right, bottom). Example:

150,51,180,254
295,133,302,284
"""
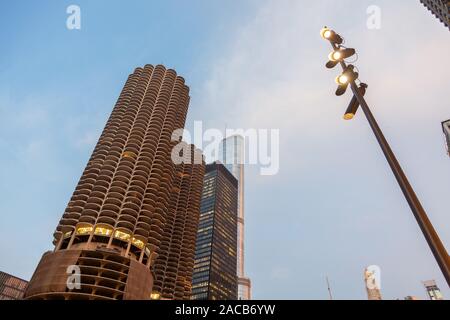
198,0,450,131
74,130,101,149
195,0,450,180
194,0,450,299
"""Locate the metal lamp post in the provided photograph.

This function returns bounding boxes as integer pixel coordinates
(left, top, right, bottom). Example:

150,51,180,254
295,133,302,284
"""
321,27,450,286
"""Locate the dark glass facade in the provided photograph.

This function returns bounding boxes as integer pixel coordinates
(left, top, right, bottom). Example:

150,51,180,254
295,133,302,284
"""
0,271,28,300
191,162,238,300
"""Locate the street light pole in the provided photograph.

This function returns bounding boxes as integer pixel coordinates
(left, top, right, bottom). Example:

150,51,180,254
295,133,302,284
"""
350,78,450,287
326,36,450,287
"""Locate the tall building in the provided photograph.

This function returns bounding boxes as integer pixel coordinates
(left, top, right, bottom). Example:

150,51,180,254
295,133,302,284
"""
423,280,444,300
152,143,205,300
219,135,251,300
24,64,204,300
364,267,382,300
420,0,450,30
0,271,28,300
441,119,450,156
191,162,238,300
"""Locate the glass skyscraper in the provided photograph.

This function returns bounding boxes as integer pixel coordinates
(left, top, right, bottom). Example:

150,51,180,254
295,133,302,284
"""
191,162,238,300
219,135,251,300
423,280,444,300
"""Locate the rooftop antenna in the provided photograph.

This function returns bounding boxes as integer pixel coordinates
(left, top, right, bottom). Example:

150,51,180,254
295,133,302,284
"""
326,276,333,300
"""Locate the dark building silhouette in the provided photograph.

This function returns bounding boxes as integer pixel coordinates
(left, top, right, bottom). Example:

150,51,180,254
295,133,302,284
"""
420,0,450,30
191,162,238,300
0,271,28,300
24,65,204,300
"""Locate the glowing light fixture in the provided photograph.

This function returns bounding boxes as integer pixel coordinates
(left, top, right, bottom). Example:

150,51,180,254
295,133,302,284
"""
343,83,368,120
336,74,349,85
335,65,359,96
326,48,356,69
320,27,343,44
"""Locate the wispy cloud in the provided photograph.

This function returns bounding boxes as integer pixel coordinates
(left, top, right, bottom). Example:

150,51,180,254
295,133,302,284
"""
194,0,450,299
74,130,101,149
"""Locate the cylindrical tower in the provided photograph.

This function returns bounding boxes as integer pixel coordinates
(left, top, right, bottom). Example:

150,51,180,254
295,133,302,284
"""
152,143,205,300
25,65,196,300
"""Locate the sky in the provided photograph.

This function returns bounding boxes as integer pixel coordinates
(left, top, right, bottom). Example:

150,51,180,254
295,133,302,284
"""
0,0,449,300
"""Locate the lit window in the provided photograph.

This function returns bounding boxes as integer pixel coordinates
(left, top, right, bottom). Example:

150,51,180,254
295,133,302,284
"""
76,226,93,235
150,291,160,300
122,151,136,159
114,230,131,241
94,227,112,236
64,231,73,239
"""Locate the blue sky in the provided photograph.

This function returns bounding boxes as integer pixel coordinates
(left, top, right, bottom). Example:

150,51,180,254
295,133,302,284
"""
1,1,449,299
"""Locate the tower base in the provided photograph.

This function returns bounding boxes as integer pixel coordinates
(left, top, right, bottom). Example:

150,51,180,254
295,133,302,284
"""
24,248,153,300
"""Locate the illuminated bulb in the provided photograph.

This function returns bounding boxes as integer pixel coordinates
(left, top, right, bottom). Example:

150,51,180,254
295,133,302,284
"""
343,113,354,120
336,74,349,85
328,50,342,62
320,27,343,44
320,27,332,39
332,51,342,60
